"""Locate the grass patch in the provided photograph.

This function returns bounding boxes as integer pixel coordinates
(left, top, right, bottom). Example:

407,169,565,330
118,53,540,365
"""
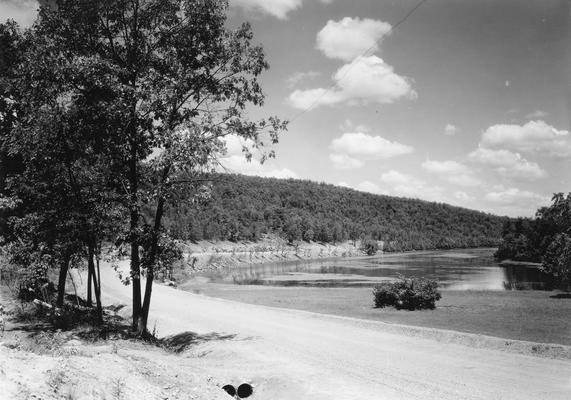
183,283,571,346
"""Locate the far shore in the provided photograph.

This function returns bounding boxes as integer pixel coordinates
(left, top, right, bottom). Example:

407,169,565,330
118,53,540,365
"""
180,236,499,274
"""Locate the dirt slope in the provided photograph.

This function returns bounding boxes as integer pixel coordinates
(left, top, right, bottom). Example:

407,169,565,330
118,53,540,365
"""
98,261,571,400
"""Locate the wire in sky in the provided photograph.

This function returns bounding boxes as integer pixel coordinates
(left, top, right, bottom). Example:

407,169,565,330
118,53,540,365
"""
288,0,430,124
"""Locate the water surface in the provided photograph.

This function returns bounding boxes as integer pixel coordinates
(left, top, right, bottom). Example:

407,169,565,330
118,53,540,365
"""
199,248,551,290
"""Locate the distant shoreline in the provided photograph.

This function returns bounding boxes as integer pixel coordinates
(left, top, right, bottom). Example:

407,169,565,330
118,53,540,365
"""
180,237,498,274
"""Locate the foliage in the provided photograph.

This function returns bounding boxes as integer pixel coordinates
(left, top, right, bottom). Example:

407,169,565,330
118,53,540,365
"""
542,233,571,286
1,0,286,334
496,193,571,287
161,173,506,250
373,276,442,310
361,239,379,256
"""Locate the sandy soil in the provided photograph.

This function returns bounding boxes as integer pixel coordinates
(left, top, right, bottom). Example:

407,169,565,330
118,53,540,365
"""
98,260,571,400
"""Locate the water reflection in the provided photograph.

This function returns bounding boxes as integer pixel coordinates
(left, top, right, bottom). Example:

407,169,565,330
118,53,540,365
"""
197,248,552,291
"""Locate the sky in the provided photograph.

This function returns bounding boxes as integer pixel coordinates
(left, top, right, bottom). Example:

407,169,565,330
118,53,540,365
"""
2,0,570,217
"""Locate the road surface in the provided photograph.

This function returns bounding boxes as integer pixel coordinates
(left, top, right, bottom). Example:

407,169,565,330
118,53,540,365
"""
97,262,571,400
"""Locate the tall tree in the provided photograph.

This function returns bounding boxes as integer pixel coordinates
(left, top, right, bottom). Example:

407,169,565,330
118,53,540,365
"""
27,0,286,335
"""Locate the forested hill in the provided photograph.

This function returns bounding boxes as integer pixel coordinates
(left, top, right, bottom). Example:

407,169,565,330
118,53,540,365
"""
163,174,507,251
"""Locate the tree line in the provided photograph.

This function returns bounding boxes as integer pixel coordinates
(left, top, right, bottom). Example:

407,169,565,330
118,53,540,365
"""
0,0,286,336
495,193,571,287
161,173,507,251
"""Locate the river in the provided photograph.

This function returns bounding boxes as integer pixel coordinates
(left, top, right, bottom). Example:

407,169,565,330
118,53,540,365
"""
198,248,552,290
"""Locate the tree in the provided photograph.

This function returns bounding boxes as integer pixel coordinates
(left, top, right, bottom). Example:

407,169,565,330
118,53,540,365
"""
24,0,286,335
542,233,571,287
0,18,122,323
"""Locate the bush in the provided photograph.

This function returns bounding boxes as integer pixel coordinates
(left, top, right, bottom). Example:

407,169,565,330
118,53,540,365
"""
361,239,379,256
373,275,442,310
542,233,571,288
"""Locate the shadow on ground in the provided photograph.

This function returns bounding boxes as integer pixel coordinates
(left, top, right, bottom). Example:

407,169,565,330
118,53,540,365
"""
161,331,238,353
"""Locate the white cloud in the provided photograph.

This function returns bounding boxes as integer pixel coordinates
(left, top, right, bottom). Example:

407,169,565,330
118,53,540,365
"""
0,0,38,26
454,191,473,202
525,110,548,119
337,181,351,188
231,0,332,19
481,120,571,157
220,155,297,179
222,134,257,156
286,71,320,87
329,153,364,169
356,181,382,194
422,160,481,187
288,56,417,109
468,147,547,180
260,168,298,179
380,170,422,186
231,0,301,19
316,17,392,61
378,170,447,202
484,187,550,217
340,120,371,133
422,160,470,175
219,134,296,179
444,123,457,136
330,132,414,161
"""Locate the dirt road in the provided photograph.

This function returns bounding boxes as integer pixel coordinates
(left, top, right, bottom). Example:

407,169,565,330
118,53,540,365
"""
99,262,571,400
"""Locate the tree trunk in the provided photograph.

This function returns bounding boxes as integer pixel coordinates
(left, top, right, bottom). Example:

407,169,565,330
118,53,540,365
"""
88,243,103,325
129,140,142,331
138,195,165,336
87,246,93,307
56,254,70,307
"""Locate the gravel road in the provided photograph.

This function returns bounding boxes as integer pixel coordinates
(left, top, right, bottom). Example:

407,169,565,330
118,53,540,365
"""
99,262,571,400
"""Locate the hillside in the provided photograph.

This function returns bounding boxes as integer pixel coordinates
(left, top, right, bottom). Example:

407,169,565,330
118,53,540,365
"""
162,174,506,251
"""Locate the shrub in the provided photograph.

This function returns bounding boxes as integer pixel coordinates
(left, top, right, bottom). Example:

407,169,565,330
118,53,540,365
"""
373,275,442,310
361,239,379,256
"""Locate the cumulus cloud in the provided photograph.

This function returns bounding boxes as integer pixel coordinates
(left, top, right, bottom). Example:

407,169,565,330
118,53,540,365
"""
468,147,547,180
378,170,447,202
340,120,371,133
356,181,382,194
231,0,333,19
329,132,413,170
481,120,571,157
329,153,364,169
316,17,392,61
454,191,473,202
484,187,550,217
218,134,296,179
444,123,457,136
286,71,320,87
380,170,422,187
0,0,38,26
421,160,481,187
220,155,297,179
525,110,548,119
356,170,472,206
288,56,417,109
231,0,302,19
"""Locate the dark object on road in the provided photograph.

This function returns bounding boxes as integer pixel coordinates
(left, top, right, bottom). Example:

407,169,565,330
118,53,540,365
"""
222,384,236,397
237,383,253,398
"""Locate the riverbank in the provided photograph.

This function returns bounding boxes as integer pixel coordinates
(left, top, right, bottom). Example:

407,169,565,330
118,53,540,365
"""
179,281,571,347
178,236,364,276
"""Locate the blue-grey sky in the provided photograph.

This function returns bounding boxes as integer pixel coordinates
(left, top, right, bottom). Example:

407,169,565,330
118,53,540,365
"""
2,0,570,216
